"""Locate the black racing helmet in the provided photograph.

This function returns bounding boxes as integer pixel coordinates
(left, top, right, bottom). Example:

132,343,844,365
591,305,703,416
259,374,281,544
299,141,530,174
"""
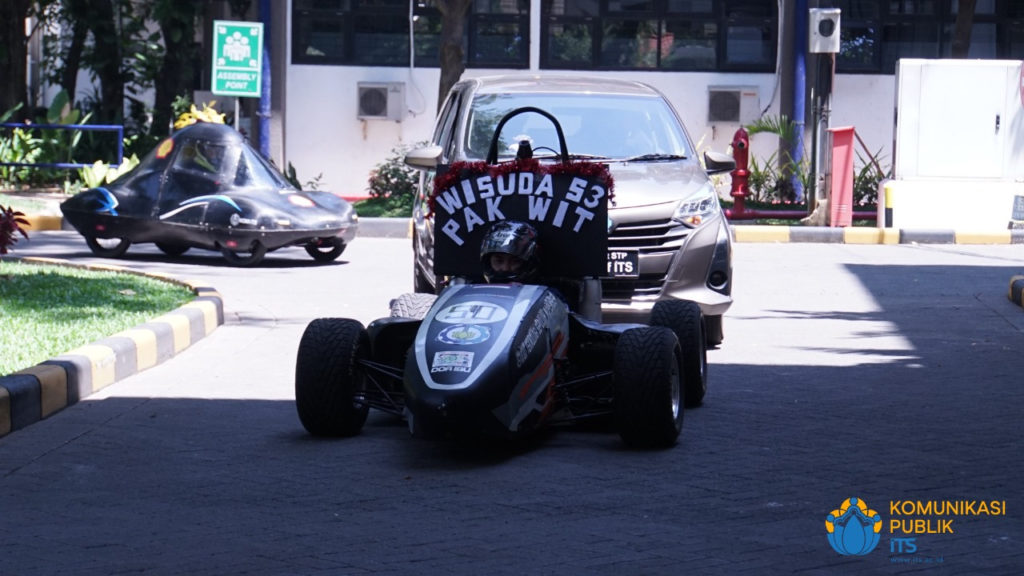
480,220,539,283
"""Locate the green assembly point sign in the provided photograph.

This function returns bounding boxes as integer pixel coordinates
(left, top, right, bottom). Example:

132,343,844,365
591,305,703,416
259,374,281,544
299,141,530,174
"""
212,20,263,97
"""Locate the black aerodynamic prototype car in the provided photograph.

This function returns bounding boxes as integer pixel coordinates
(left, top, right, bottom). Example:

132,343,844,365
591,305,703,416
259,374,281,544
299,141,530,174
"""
61,123,358,266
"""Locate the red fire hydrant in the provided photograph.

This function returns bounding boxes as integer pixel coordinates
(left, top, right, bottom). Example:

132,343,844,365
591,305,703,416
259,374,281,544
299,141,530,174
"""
728,127,750,218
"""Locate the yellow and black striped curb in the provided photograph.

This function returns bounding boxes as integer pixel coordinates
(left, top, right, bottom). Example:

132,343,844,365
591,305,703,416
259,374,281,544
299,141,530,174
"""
1010,275,1024,310
0,257,223,438
22,213,1024,244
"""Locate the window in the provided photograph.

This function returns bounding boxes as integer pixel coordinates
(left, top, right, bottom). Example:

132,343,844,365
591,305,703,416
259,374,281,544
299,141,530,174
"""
292,0,529,67
541,0,776,71
836,0,1022,73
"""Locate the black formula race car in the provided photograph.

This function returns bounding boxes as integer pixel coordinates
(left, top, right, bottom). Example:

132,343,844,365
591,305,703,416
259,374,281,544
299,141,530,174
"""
61,123,357,266
294,108,707,448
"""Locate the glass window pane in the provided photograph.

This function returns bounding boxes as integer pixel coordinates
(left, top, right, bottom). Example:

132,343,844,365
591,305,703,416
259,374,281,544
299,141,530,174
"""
545,21,593,66
353,15,409,64
472,19,527,65
837,25,877,69
724,0,773,19
474,0,529,15
608,0,655,14
941,21,996,57
666,0,712,14
881,22,939,72
832,0,880,19
724,24,771,66
887,1,937,16
660,20,716,69
413,13,441,66
952,0,994,16
1010,21,1024,59
294,15,348,61
295,0,349,9
545,0,599,18
600,19,660,68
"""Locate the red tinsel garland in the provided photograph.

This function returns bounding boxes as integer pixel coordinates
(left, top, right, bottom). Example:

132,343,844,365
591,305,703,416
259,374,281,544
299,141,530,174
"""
428,159,614,218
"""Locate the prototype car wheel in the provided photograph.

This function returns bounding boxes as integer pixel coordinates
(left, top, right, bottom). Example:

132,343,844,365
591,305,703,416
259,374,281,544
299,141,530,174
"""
389,292,437,319
295,318,371,436
305,237,346,262
650,299,707,407
220,242,267,267
85,236,131,258
155,242,190,257
613,326,683,448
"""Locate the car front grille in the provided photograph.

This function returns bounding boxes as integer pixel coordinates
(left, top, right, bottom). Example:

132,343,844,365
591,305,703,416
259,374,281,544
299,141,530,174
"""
604,217,689,302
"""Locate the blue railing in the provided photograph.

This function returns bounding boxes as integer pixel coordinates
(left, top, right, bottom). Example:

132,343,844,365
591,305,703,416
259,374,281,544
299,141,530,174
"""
0,123,124,169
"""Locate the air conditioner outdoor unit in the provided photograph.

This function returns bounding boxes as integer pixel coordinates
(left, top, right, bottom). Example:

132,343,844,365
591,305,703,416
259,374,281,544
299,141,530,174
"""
357,82,405,121
707,87,759,124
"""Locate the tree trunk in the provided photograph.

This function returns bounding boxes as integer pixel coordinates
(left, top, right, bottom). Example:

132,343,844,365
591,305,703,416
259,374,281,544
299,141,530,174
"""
151,2,200,137
0,0,32,118
85,0,124,123
951,0,976,58
435,0,472,113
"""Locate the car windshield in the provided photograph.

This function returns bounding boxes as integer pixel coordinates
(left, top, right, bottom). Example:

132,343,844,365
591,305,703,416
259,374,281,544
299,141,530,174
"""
463,93,692,161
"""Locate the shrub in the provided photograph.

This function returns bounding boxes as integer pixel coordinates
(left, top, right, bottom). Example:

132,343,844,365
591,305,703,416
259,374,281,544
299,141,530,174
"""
0,205,29,256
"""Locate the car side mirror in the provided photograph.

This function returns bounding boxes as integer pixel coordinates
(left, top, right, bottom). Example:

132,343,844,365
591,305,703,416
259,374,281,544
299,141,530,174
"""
404,145,443,171
703,150,736,175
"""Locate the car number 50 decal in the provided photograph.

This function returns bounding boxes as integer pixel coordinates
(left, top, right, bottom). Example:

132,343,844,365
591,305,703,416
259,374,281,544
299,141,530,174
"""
435,301,508,324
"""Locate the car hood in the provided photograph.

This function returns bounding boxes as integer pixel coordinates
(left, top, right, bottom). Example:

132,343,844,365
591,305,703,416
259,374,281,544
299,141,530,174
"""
604,161,712,210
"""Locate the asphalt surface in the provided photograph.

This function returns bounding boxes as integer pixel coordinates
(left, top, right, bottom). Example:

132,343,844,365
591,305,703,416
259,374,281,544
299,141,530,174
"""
1,230,1022,574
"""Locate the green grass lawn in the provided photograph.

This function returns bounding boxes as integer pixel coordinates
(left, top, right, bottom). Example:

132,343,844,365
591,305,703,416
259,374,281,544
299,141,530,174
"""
0,260,194,376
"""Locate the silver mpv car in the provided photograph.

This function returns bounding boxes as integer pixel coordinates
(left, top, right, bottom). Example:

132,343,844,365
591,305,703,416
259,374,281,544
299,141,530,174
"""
405,75,735,345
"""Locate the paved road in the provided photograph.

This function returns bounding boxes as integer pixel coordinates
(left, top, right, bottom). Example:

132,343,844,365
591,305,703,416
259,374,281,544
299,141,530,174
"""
2,232,1024,575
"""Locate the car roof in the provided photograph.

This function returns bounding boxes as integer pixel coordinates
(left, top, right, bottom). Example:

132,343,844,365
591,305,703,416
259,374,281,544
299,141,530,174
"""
461,75,663,98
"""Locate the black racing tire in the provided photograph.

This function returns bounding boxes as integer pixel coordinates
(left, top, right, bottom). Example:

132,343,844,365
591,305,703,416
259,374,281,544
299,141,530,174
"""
389,292,437,319
155,242,190,257
305,237,346,262
85,236,131,258
295,318,371,436
613,326,683,448
220,242,267,267
705,314,724,348
650,299,707,407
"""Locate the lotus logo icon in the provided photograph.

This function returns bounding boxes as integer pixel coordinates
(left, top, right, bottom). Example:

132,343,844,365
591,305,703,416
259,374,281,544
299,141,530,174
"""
825,497,882,556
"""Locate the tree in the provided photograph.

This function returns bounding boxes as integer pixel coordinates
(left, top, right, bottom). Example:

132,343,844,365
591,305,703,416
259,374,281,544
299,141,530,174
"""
0,0,41,118
150,0,202,137
434,0,473,112
951,0,976,58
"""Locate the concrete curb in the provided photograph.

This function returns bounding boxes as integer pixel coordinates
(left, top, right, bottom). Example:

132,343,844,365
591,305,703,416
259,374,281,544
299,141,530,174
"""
0,257,223,438
21,212,1024,245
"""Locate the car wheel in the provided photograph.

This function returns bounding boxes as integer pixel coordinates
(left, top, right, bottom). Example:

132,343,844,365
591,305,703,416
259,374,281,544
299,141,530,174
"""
155,242,189,257
295,318,371,436
412,236,433,293
305,237,345,262
220,242,267,267
650,299,707,407
85,236,131,258
613,326,683,448
705,314,724,347
389,292,437,319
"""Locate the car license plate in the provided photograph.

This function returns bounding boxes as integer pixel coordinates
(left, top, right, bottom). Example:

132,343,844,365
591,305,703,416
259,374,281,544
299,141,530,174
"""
606,250,638,278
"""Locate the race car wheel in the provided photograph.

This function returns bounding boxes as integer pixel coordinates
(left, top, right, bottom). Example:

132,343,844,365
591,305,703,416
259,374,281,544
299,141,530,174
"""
613,326,683,448
85,236,131,258
305,237,346,262
220,242,267,267
650,299,707,407
389,292,438,319
155,242,190,257
295,318,371,436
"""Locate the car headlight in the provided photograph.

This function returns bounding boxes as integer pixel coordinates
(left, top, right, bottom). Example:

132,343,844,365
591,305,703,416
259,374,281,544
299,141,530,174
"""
672,185,720,227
